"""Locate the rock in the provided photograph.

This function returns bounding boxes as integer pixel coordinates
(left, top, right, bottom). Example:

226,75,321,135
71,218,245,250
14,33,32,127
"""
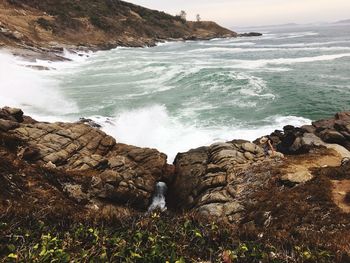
171,139,271,221
2,106,350,223
0,107,170,210
301,133,325,147
0,119,19,131
108,156,126,168
21,147,40,161
319,130,346,144
303,111,350,151
3,107,24,122
44,161,57,169
281,171,314,185
77,118,102,128
63,184,89,203
238,32,263,37
241,142,261,154
271,151,284,159
301,125,316,134
100,170,121,184
244,152,254,160
312,119,335,131
335,111,350,121
276,126,308,154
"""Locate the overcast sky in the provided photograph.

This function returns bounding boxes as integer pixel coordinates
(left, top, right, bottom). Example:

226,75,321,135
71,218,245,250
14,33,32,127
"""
127,0,350,28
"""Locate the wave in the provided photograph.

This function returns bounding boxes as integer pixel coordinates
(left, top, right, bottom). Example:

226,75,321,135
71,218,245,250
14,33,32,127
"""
232,53,350,69
90,104,311,162
186,46,350,54
0,51,78,118
276,31,319,39
258,40,350,48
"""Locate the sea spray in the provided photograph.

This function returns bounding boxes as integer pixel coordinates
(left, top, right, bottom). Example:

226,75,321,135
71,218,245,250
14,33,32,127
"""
0,51,77,119
95,106,311,162
148,182,168,213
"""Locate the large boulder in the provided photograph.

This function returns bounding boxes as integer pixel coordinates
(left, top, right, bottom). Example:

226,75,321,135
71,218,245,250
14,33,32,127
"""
310,111,350,150
170,141,266,223
0,107,172,210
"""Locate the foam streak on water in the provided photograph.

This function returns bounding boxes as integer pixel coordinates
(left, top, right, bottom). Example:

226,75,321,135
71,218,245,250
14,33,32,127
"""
1,24,350,161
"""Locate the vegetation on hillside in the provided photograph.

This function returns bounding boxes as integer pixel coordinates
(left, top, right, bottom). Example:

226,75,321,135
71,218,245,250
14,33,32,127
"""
5,0,233,43
0,212,338,263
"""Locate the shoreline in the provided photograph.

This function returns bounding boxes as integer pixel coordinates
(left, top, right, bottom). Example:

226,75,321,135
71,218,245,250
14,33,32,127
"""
1,34,247,62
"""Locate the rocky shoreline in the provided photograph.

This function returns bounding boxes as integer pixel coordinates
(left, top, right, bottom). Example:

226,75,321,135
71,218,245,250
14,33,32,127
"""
0,0,238,61
0,1,349,261
1,107,350,261
0,0,265,62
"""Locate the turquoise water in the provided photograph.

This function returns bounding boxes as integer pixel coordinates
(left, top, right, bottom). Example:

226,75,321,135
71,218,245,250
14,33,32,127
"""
1,24,350,159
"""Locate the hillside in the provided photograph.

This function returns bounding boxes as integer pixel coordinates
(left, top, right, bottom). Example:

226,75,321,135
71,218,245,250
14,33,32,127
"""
0,0,236,53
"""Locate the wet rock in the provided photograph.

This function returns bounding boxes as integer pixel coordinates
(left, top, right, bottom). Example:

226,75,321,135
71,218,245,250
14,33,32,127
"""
77,118,102,128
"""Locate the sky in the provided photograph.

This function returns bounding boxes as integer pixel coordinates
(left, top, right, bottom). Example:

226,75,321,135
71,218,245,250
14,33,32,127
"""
127,0,350,28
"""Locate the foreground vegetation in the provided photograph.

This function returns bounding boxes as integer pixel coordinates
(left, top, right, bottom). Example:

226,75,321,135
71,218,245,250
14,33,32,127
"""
0,212,338,263
1,109,350,262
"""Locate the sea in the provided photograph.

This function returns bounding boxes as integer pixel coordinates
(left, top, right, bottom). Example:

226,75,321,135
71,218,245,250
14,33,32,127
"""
1,23,350,161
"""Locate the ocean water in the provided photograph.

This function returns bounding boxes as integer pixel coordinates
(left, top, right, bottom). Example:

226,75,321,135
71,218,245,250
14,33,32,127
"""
1,24,350,161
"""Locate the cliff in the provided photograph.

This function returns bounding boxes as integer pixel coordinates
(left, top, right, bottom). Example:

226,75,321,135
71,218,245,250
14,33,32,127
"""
0,0,236,55
1,106,350,262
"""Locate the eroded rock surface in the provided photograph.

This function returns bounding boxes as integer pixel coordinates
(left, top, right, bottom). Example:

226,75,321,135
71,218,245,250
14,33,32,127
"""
170,112,350,222
171,140,271,223
251,112,350,159
0,107,171,211
2,107,350,225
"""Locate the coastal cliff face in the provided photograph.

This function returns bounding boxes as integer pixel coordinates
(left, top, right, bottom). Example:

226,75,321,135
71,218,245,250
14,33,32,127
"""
0,0,236,53
1,106,350,261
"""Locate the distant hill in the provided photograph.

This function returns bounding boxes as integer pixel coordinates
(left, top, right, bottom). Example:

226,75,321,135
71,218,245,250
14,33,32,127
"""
0,0,236,51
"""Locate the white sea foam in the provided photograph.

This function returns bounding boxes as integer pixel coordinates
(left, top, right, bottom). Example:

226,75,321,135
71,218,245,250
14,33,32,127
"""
93,104,310,162
189,46,350,54
0,51,77,118
276,31,319,39
232,53,350,69
258,40,350,48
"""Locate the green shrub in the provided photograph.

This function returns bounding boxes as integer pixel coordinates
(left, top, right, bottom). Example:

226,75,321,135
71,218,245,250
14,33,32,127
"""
0,213,336,262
